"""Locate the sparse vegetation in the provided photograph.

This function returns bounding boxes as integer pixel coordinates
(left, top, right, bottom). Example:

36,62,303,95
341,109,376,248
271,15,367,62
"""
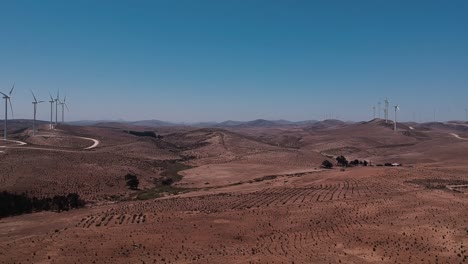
322,160,333,169
0,191,85,218
136,185,190,200
253,175,278,182
127,130,163,138
336,155,349,167
125,174,140,190
407,179,468,189
161,178,174,185
349,159,369,166
136,162,193,200
159,162,192,183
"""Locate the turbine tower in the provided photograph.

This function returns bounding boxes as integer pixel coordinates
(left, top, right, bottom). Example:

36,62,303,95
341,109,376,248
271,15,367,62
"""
384,108,387,123
384,98,390,123
377,101,381,118
48,92,55,130
394,105,400,131
30,90,44,136
0,84,15,140
55,90,59,126
59,95,69,123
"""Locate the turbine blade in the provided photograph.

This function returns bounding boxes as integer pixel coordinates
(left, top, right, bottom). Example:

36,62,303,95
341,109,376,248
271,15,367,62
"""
30,90,38,102
9,83,15,96
38,101,45,103
65,103,69,111
48,91,54,100
8,98,13,119
0,91,7,97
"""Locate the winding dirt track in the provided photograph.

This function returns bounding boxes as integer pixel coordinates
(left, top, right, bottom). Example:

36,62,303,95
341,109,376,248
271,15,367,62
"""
449,133,468,140
0,139,27,146
0,134,100,151
78,136,100,149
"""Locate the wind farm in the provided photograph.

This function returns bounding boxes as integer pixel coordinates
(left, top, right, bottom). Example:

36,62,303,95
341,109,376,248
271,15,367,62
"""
0,86,71,138
1,1,468,264
1,87,468,263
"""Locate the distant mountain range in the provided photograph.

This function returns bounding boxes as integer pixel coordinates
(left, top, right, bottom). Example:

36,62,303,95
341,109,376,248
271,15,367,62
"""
7,118,468,131
67,119,321,128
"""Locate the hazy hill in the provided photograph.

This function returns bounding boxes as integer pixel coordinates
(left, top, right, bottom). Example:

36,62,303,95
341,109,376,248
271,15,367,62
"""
68,119,320,128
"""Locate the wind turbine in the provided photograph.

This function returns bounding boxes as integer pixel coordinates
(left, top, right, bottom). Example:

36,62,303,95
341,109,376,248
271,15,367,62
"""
377,101,381,118
48,92,55,129
465,108,468,122
394,105,400,131
55,90,59,126
383,108,387,123
384,98,390,123
59,95,69,124
0,84,15,140
372,106,376,119
30,90,44,136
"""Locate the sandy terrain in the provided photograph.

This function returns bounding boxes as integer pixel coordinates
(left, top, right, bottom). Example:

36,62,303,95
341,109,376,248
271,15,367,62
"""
0,119,467,263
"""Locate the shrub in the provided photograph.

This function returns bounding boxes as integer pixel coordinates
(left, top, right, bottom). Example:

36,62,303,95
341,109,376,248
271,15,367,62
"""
336,156,349,167
125,174,140,190
322,160,333,169
161,178,174,186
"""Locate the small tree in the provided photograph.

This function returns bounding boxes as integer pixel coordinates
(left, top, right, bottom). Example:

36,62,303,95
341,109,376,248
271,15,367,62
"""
125,174,140,190
336,156,349,167
322,160,333,169
161,178,174,186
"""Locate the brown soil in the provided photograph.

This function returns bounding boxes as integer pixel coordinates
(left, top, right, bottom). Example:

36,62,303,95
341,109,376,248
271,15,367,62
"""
1,120,467,263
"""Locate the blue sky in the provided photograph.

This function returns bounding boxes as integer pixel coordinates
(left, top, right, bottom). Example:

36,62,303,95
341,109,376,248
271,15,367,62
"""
0,0,467,122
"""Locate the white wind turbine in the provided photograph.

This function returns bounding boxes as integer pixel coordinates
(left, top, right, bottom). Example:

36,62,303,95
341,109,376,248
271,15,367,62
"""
48,92,55,129
0,84,15,140
394,105,400,131
30,90,44,136
59,95,69,124
55,90,59,126
384,98,390,123
377,101,381,118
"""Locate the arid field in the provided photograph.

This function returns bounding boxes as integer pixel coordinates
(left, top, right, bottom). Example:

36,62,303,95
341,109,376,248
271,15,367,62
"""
1,119,467,263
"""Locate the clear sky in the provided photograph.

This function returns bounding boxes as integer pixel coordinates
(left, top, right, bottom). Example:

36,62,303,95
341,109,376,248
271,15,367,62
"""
0,0,467,122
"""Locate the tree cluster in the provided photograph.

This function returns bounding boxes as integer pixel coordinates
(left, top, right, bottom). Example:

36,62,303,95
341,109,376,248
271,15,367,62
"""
125,174,140,190
321,160,334,169
336,156,349,167
127,130,163,139
349,159,369,166
0,191,85,218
